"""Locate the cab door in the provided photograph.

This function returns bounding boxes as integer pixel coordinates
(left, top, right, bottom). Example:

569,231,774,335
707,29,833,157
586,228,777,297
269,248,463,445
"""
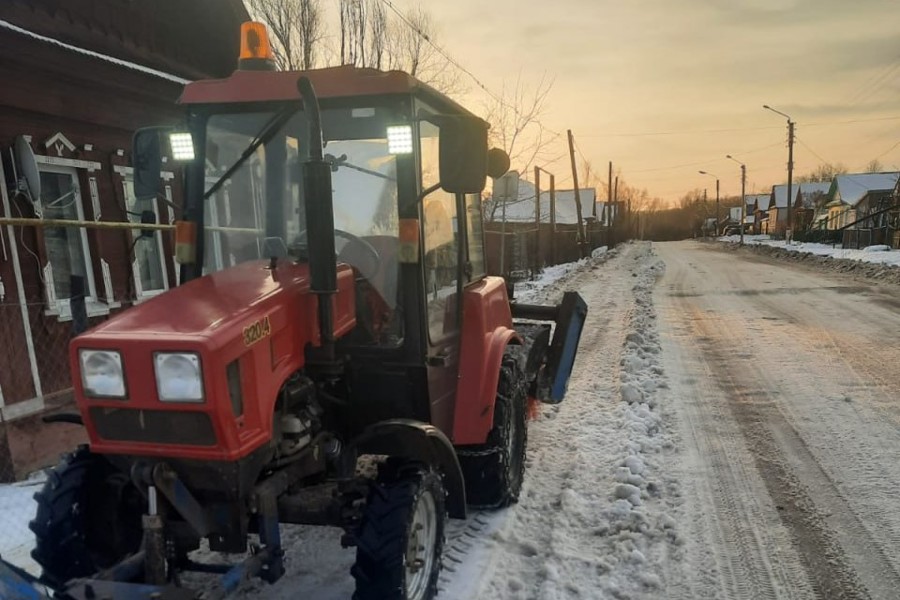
419,120,463,435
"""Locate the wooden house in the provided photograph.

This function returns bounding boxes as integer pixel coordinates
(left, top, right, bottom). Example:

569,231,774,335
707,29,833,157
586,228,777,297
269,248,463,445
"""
0,0,248,480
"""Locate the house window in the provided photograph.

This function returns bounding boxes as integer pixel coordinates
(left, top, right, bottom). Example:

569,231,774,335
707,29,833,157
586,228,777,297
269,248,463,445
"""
123,177,168,298
38,165,98,315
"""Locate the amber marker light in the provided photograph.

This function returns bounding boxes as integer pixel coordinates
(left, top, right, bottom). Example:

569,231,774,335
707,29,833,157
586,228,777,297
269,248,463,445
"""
238,22,276,70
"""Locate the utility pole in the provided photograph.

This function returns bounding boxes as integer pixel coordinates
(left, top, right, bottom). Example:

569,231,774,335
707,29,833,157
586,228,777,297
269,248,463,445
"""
607,161,613,215
549,174,557,265
726,155,746,245
763,105,795,242
703,188,708,236
787,119,795,241
741,165,746,245
534,166,541,273
716,178,720,235
567,130,586,254
699,170,719,235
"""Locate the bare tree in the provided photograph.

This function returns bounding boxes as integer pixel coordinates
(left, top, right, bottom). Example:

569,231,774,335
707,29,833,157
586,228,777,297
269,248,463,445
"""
247,0,324,70
865,158,885,173
369,0,387,70
797,162,848,183
483,74,557,221
339,0,369,66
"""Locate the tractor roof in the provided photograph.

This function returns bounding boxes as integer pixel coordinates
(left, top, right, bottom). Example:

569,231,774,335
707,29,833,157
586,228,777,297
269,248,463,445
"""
179,65,480,120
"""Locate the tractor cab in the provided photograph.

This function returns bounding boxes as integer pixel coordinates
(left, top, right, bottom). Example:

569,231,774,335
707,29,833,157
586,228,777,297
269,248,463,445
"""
134,62,509,439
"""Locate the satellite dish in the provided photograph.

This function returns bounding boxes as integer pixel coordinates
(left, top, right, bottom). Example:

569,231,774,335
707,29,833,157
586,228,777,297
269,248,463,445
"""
14,135,41,201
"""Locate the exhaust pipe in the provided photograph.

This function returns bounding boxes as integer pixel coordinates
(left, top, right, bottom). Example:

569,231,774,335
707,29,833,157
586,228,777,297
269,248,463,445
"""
296,77,337,353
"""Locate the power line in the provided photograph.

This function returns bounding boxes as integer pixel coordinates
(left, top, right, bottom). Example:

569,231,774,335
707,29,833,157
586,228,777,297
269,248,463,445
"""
576,115,900,139
376,0,562,138
626,142,783,175
873,139,900,162
580,124,783,138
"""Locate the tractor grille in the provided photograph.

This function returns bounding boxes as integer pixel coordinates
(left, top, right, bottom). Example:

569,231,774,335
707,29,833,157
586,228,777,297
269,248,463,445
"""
90,407,217,446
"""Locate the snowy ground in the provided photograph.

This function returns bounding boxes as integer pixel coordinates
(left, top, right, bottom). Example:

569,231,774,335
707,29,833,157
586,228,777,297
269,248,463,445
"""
0,473,44,575
718,234,900,267
5,241,900,599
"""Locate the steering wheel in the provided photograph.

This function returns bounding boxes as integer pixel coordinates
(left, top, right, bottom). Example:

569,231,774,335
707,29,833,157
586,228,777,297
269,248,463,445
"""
295,229,381,280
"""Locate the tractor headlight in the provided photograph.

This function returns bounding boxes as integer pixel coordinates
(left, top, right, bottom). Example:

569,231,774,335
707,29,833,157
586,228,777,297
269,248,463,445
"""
79,350,126,398
154,353,204,403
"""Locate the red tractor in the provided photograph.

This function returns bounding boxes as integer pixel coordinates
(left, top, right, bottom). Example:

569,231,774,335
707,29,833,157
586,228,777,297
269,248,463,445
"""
3,22,586,600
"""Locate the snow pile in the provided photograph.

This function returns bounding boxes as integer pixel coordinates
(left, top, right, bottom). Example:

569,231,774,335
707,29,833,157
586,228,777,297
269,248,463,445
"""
718,235,900,268
515,249,616,304
595,248,684,596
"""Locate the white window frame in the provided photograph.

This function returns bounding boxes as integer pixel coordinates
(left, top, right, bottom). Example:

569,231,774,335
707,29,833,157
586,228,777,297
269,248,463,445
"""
204,176,229,273
36,163,108,320
115,166,174,301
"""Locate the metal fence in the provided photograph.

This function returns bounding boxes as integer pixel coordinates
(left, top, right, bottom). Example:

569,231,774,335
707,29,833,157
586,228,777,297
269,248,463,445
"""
483,222,611,280
0,294,81,482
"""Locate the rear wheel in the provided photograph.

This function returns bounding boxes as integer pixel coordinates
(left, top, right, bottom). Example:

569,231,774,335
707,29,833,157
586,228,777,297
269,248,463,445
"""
29,446,143,588
458,353,528,508
352,463,446,600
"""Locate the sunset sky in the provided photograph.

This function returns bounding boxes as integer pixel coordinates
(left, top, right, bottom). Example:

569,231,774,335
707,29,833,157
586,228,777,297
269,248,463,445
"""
411,0,900,204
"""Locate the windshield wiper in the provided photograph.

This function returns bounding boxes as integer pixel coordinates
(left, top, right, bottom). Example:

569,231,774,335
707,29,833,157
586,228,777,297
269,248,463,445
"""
204,106,298,201
325,153,397,182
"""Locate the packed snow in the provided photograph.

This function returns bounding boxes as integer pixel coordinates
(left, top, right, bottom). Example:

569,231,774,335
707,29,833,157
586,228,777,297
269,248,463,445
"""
0,474,43,575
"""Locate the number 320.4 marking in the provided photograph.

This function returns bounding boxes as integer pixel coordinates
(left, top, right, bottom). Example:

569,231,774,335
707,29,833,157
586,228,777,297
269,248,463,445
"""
243,316,272,347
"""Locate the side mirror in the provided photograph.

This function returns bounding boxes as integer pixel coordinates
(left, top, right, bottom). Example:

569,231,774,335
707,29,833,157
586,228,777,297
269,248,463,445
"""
132,128,163,202
438,115,488,194
487,148,511,179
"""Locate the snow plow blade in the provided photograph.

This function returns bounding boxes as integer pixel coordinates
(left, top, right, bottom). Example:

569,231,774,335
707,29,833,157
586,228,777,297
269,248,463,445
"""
0,554,195,600
512,291,588,403
1,555,46,600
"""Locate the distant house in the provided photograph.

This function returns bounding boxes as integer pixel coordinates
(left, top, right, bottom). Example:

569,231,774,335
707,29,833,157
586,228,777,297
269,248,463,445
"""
487,180,598,226
793,182,831,230
821,172,899,230
745,193,772,234
0,0,248,480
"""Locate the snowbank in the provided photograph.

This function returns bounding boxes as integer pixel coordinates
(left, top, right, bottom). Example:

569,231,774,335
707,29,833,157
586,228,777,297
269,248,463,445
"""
718,235,900,268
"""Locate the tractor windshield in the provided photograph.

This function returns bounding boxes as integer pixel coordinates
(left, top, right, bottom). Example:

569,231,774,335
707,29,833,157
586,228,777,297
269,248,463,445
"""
202,109,402,320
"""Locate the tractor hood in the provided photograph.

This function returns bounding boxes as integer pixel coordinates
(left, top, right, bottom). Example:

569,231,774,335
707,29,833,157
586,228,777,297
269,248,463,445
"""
70,260,356,461
92,261,308,341
79,260,355,346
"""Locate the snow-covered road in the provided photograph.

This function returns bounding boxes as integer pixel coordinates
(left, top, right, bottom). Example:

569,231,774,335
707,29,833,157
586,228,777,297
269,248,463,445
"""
5,240,900,599
655,240,900,600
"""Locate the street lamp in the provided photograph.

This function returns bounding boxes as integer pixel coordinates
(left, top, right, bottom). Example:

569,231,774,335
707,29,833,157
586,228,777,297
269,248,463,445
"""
699,170,720,236
763,104,795,241
725,155,746,245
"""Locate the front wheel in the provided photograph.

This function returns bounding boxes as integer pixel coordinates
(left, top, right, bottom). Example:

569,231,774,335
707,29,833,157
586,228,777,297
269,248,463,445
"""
352,464,447,600
457,353,528,508
29,446,144,588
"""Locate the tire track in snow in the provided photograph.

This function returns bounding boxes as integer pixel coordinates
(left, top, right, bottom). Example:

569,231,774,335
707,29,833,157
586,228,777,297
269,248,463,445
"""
655,241,900,599
660,272,808,600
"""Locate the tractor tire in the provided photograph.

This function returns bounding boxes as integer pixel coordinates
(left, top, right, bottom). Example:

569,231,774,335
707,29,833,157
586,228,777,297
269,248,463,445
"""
351,463,447,600
457,353,528,508
29,446,143,588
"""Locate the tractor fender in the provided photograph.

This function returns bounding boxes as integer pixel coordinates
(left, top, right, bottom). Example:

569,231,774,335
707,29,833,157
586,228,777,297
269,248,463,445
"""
350,419,466,519
452,326,520,446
